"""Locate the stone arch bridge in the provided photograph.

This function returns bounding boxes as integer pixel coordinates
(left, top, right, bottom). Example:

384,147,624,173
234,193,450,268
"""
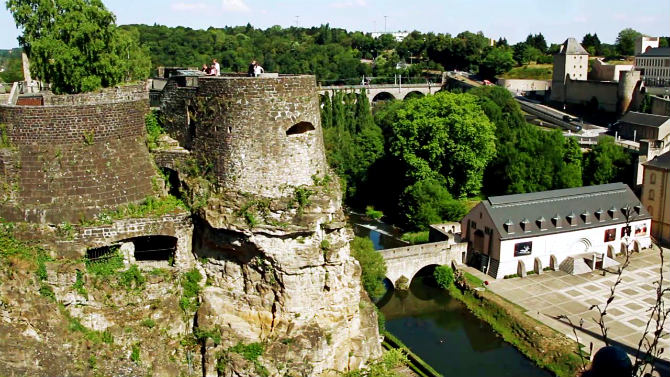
319,82,443,105
380,240,467,288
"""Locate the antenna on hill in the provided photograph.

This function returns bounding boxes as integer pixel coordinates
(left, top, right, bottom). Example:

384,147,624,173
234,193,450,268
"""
295,16,300,28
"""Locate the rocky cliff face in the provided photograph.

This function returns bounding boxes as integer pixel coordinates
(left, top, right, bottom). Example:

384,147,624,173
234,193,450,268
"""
191,183,382,376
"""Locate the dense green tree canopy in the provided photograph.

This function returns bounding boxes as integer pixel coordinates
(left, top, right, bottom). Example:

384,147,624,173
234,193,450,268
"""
615,28,642,56
583,137,634,186
6,0,151,93
479,47,516,79
388,91,496,197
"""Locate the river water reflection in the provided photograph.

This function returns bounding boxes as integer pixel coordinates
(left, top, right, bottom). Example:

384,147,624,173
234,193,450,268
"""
349,214,550,377
378,277,551,377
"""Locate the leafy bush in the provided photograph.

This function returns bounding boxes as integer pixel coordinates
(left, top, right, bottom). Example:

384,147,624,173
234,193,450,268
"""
434,265,455,289
401,231,429,245
194,327,222,345
119,265,146,291
401,178,467,230
350,237,387,298
365,206,383,220
229,342,264,361
179,268,202,313
85,249,124,277
145,111,164,150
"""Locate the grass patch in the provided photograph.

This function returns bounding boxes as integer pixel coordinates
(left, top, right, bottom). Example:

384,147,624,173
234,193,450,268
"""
463,271,483,287
501,64,553,80
61,306,114,345
140,318,156,329
401,231,429,245
194,327,222,345
80,196,188,226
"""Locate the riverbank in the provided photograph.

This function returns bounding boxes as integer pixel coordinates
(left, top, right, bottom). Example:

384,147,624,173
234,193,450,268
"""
382,331,442,377
449,269,584,377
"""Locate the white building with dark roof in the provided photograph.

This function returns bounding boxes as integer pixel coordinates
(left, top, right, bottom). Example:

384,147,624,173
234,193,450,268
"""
461,183,652,279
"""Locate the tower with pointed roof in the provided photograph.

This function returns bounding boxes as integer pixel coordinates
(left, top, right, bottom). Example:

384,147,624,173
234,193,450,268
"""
551,38,589,103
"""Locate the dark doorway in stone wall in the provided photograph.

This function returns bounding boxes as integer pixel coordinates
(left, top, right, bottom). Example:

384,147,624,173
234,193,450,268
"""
161,168,182,199
86,245,119,263
286,121,315,136
126,235,177,261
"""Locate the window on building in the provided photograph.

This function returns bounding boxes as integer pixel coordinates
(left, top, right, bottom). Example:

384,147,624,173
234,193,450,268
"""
649,189,655,200
604,228,616,242
650,173,656,184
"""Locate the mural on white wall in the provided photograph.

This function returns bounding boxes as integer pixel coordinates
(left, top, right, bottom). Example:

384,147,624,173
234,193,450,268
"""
514,241,532,256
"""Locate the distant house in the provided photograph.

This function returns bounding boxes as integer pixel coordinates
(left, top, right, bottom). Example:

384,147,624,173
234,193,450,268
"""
635,47,670,87
615,111,670,144
461,183,652,279
641,151,670,245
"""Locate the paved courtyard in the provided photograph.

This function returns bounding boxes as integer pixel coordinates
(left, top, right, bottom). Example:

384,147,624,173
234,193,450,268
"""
481,246,670,366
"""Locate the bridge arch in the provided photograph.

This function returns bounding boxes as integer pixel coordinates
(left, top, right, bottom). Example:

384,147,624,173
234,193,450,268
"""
371,91,396,103
403,91,425,100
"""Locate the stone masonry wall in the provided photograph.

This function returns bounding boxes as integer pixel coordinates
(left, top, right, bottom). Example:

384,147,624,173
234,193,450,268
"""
43,83,148,106
161,75,328,197
0,98,157,224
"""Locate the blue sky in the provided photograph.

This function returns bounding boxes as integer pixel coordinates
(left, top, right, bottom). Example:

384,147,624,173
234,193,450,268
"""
0,0,668,49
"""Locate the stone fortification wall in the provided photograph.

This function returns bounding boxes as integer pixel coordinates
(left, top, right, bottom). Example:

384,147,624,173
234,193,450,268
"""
161,75,328,197
0,96,156,224
42,83,148,106
651,95,670,116
564,79,619,112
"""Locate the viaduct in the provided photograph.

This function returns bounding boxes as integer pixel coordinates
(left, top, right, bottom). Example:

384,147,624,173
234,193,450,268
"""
319,82,442,104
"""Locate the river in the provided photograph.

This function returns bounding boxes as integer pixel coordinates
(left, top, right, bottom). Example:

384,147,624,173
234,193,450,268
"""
351,214,551,377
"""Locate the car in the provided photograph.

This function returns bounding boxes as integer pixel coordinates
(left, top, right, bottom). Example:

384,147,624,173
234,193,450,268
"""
562,115,571,122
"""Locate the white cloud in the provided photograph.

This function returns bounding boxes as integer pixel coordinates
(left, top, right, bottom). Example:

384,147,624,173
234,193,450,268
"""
330,0,367,9
170,2,209,11
222,0,250,12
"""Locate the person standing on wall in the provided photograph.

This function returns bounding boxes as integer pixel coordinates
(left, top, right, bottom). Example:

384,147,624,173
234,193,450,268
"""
213,59,220,76
247,60,256,77
254,62,264,77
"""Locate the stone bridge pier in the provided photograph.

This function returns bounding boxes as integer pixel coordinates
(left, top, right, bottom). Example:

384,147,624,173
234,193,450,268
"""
380,241,467,288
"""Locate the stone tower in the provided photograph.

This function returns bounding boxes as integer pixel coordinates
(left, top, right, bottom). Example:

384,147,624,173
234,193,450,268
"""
617,69,642,114
160,74,382,376
551,38,589,104
0,85,157,223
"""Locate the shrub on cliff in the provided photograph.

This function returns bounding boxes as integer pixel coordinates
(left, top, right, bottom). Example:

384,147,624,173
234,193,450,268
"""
350,237,387,298
6,0,151,93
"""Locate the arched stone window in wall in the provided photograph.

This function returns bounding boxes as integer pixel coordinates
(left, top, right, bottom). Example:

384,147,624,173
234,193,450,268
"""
286,121,315,136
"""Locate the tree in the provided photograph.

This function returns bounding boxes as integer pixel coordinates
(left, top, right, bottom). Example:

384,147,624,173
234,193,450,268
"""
7,0,151,93
388,91,496,197
582,33,602,56
639,93,653,114
615,28,642,56
583,137,634,186
525,33,547,53
479,47,515,79
400,178,466,230
350,237,387,298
